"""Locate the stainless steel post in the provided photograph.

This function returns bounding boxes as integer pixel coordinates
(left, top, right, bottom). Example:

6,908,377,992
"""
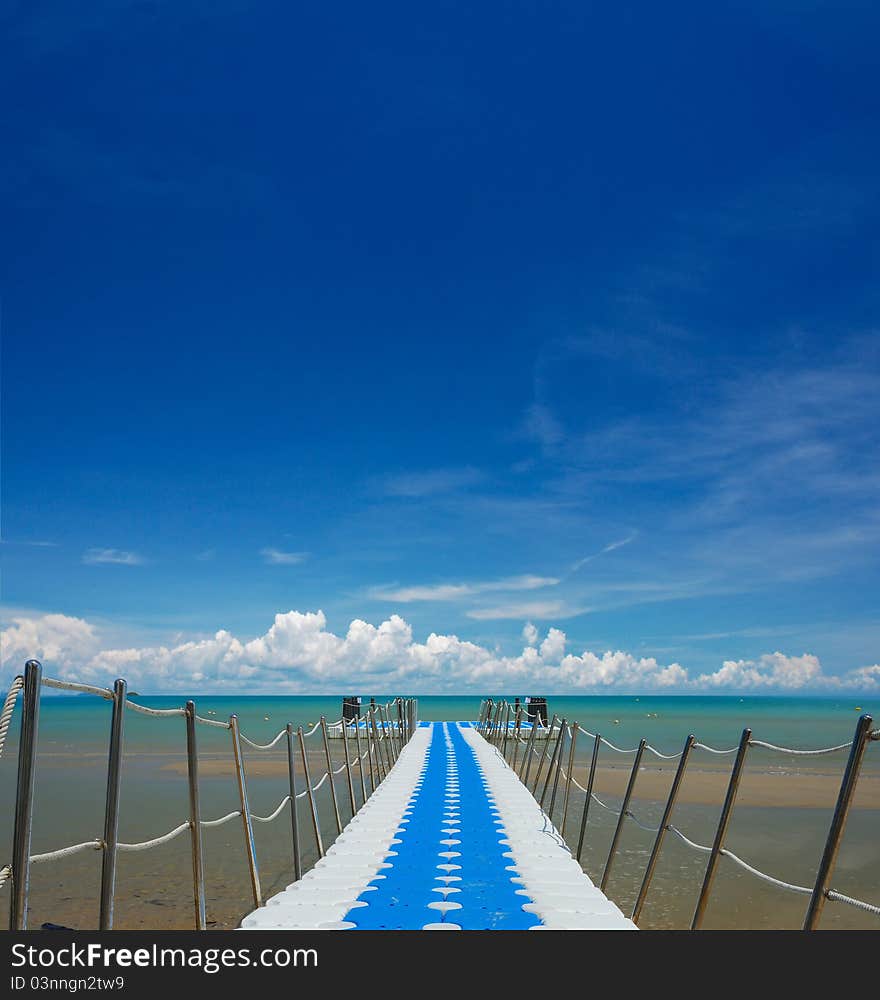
502,703,511,760
632,734,695,925
691,728,751,929
230,714,262,908
353,713,368,802
298,725,324,858
601,738,646,893
379,706,395,771
511,707,523,773
10,660,41,930
364,710,377,791
540,717,566,809
532,715,558,795
341,714,357,817
559,722,579,836
285,724,302,882
576,733,601,863
370,707,387,782
99,678,128,930
521,708,539,784
803,714,874,930
184,701,206,929
320,717,343,835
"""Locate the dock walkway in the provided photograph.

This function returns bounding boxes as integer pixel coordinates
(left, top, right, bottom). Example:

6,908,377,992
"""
239,722,636,931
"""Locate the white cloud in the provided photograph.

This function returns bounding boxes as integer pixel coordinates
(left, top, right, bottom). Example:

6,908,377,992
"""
379,466,484,497
3,611,879,695
82,548,144,566
570,533,638,573
260,548,308,565
697,652,822,689
467,601,585,621
373,574,559,603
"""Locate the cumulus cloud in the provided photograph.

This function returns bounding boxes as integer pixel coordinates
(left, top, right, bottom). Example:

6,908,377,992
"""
3,611,878,695
697,652,823,689
82,548,144,566
260,548,308,565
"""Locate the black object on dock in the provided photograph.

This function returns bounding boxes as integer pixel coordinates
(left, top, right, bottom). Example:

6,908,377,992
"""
342,696,361,721
526,696,548,726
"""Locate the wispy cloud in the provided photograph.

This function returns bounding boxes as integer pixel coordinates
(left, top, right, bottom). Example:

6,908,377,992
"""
466,601,587,621
570,533,638,573
370,574,559,603
83,548,144,566
1,539,57,547
260,548,308,566
377,466,485,498
195,549,215,562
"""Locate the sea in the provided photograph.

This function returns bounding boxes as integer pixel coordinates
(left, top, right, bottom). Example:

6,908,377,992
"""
1,693,877,931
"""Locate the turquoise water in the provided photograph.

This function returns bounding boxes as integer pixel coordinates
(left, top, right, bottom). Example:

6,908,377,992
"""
22,693,878,760
1,693,878,931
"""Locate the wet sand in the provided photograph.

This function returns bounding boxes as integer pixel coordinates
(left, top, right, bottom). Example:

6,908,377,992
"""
159,756,880,809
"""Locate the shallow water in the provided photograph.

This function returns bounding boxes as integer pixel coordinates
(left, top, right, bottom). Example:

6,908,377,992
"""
1,694,877,930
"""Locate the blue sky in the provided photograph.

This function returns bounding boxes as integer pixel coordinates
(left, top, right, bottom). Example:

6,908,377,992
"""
2,1,879,692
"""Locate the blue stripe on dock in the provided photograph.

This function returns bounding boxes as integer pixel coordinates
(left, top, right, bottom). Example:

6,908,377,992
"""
345,723,540,930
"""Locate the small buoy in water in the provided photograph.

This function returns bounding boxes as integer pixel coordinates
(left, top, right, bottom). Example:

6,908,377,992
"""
264,715,270,720
855,706,862,711
613,719,620,725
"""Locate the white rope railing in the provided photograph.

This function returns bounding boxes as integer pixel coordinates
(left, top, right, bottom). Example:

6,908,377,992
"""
826,890,880,917
118,823,191,852
125,701,186,718
200,810,242,829
748,738,853,756
30,840,103,864
666,824,712,854
250,796,291,824
0,676,24,761
694,741,738,754
240,729,287,751
0,864,11,891
194,714,230,730
41,677,111,699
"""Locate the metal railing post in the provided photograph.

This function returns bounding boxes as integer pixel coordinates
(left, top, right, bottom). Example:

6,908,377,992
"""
547,721,568,822
532,715,558,795
285,723,302,882
540,717,566,809
576,733,601,863
502,703,511,760
184,701,206,929
631,734,695,925
99,678,127,930
10,659,42,930
601,738,646,893
298,726,323,858
803,714,874,930
559,722,580,840
320,717,343,835
353,713,368,802
341,715,357,817
379,706,394,771
560,722,579,836
511,706,523,773
364,710,378,791
230,714,262,908
691,728,751,929
370,708,387,782
521,708,539,784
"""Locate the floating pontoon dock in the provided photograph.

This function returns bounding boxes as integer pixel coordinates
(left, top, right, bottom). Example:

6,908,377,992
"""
239,722,636,930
